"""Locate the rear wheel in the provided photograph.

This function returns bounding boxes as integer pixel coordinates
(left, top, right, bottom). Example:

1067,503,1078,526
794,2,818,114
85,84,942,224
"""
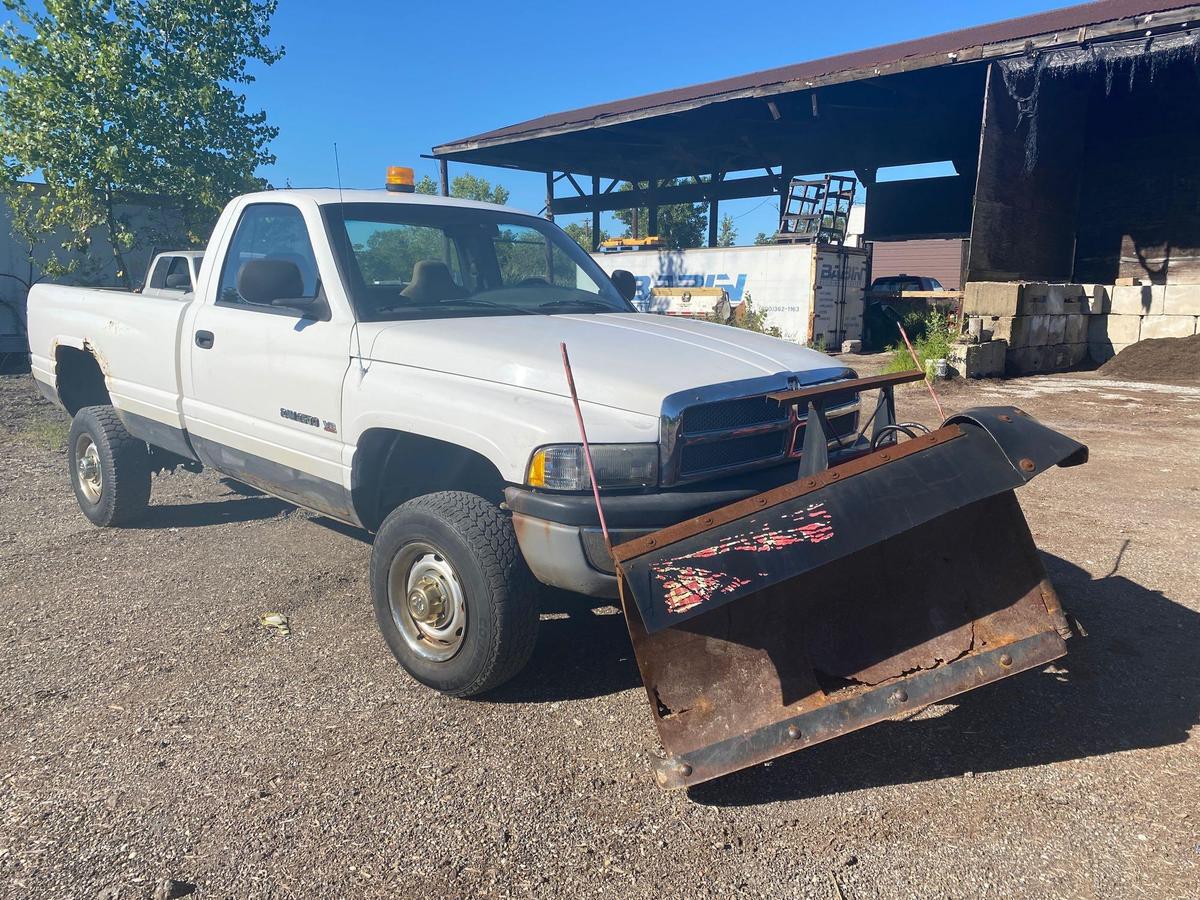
67,406,151,527
370,491,538,697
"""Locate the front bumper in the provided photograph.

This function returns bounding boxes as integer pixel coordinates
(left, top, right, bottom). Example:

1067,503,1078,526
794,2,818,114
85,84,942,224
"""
505,448,869,598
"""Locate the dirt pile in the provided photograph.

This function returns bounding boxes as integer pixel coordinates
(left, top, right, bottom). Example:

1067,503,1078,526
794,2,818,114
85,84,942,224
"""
1099,333,1200,384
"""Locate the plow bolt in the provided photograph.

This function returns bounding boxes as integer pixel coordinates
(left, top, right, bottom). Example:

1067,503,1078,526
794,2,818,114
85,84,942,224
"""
786,724,802,740
891,689,909,704
999,653,1013,667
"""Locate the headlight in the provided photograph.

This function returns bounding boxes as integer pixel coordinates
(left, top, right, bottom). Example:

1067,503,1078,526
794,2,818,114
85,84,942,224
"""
526,444,658,491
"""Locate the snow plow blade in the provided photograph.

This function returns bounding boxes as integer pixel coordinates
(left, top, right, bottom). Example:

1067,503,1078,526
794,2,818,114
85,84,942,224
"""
613,395,1087,790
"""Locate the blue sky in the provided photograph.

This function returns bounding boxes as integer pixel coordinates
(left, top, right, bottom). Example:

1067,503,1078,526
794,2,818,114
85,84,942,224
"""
249,0,1067,242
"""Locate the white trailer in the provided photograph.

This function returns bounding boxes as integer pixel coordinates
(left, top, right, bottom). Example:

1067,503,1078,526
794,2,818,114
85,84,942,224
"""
591,243,867,348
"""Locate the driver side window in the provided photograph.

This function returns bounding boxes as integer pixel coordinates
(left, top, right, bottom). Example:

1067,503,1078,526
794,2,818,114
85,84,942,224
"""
218,204,320,309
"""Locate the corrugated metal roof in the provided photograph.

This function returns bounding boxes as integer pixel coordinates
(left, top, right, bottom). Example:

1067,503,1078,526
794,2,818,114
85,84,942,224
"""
435,1,1195,154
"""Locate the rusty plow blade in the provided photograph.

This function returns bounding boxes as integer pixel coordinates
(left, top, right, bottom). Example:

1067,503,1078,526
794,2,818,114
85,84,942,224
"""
613,406,1087,790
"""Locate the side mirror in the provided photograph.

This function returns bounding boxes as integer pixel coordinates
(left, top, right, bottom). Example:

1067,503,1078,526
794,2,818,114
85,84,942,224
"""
164,273,191,290
610,269,638,303
237,258,313,309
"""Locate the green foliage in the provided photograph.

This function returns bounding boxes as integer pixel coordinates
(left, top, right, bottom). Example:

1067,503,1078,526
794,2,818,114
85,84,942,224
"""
561,220,610,251
20,413,69,451
0,0,284,287
612,179,706,249
710,292,782,338
413,172,508,205
754,232,774,245
716,214,736,247
447,173,509,206
884,308,957,373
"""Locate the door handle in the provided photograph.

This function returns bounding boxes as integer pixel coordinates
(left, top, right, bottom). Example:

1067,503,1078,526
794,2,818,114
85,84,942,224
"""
195,330,214,349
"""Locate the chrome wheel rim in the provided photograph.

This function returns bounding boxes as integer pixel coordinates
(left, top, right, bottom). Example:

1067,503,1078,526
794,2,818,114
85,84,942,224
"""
75,435,103,504
387,542,467,662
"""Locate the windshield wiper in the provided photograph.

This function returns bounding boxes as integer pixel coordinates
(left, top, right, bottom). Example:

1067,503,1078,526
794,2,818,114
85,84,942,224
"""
435,297,539,315
537,298,616,312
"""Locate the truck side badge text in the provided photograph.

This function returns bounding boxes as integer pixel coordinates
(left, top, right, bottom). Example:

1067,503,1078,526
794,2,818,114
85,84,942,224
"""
280,408,336,433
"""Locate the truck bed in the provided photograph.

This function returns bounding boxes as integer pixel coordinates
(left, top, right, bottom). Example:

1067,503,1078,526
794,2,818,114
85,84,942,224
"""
28,284,191,433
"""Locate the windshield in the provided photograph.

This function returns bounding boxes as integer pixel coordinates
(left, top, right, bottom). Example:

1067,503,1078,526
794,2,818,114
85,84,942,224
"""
322,202,634,321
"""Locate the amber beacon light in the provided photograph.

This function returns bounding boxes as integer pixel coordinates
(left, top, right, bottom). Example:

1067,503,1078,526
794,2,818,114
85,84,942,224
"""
385,166,415,192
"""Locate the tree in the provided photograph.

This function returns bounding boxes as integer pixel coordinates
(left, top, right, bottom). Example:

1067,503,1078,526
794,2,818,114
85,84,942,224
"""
0,0,284,287
448,172,509,205
612,179,707,249
717,214,737,247
413,171,510,205
754,232,774,245
562,221,610,251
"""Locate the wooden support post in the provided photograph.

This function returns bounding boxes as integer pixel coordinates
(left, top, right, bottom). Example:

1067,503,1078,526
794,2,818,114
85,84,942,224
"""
632,180,640,239
708,173,719,247
545,171,555,222
777,170,792,231
591,175,601,251
647,177,659,237
439,159,449,197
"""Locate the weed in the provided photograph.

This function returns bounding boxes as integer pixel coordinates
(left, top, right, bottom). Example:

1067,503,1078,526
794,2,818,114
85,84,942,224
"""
21,415,69,451
711,292,783,338
884,308,957,373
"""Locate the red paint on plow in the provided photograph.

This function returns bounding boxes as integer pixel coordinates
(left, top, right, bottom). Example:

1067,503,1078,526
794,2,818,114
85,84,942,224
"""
652,503,835,613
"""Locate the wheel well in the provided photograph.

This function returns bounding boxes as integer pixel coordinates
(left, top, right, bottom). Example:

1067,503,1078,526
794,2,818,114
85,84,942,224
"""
352,429,507,531
55,346,111,415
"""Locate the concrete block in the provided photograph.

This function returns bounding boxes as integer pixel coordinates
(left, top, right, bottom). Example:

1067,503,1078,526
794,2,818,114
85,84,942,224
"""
1064,313,1088,345
989,316,1032,348
1007,341,1089,376
949,339,1007,378
1163,284,1200,316
1088,340,1130,363
1080,284,1112,315
1088,314,1142,345
1110,284,1165,316
1024,283,1085,315
841,339,862,353
1139,314,1197,340
964,282,1025,317
1047,315,1067,345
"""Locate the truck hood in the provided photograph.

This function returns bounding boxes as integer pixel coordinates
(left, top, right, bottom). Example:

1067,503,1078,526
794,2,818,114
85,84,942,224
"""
362,313,847,416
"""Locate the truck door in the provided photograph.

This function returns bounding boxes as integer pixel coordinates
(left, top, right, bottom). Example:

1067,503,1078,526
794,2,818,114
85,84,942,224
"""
184,200,357,522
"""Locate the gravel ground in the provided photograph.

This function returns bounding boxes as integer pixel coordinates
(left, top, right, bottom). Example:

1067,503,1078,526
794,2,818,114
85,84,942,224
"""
1,367,1198,899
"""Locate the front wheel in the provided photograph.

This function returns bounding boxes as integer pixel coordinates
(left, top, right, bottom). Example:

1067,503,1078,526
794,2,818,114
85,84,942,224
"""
370,492,539,697
67,406,151,527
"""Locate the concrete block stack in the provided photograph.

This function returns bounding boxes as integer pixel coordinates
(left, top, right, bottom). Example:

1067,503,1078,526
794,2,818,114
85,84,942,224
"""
965,280,1200,373
962,282,1089,375
1086,284,1200,362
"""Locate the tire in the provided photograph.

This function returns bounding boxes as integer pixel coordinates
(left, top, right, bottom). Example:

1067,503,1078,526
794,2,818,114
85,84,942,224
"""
67,406,151,527
370,491,539,697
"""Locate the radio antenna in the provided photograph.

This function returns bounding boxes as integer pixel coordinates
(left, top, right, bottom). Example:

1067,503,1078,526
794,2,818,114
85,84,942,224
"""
334,143,367,373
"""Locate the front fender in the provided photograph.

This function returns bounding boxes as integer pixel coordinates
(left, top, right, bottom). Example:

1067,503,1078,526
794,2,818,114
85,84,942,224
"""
341,362,660,483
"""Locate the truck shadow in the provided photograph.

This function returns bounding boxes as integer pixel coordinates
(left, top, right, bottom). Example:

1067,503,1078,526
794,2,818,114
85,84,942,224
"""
486,587,643,703
687,551,1200,806
130,493,291,529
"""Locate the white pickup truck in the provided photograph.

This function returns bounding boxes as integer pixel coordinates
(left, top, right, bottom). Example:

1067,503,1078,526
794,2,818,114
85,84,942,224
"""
28,185,863,697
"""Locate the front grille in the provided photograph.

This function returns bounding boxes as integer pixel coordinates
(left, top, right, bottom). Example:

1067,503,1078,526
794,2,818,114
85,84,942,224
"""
680,430,789,474
680,396,788,434
668,381,860,483
790,408,858,453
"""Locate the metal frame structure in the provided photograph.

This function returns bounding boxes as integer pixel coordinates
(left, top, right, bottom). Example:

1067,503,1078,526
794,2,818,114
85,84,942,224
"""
431,2,1200,279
